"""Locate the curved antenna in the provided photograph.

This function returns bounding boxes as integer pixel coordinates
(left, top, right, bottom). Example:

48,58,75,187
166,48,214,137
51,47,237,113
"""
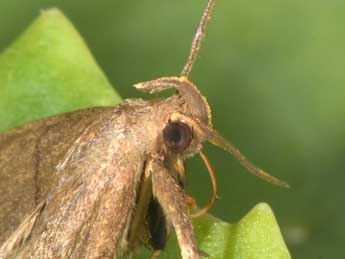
181,0,216,77
191,150,218,218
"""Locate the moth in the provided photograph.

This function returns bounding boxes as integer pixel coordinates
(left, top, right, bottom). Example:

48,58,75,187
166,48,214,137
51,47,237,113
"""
0,0,288,258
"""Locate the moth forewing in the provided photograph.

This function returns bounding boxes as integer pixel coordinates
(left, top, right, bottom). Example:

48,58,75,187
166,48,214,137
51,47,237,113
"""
0,107,113,246
0,105,148,258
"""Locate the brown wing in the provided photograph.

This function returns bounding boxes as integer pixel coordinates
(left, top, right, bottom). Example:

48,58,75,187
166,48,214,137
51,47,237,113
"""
0,107,112,244
0,107,145,258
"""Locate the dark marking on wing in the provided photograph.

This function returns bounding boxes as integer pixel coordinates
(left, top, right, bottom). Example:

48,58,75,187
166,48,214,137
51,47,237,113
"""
148,198,168,250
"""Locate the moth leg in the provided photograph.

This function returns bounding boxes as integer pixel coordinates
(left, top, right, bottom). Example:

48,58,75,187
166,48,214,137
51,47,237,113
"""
151,158,201,259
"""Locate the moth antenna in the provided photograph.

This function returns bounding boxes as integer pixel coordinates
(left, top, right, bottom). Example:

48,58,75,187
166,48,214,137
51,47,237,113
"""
209,131,290,188
191,150,218,218
181,0,216,77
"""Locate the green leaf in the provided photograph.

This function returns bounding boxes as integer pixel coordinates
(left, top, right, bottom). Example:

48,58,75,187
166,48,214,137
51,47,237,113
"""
0,8,121,131
0,8,291,259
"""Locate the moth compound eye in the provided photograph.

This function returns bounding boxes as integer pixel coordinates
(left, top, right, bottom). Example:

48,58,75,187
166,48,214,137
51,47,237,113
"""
163,121,192,153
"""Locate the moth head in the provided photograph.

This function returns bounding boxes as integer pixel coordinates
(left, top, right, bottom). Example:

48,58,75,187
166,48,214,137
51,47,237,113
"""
134,76,212,155
134,75,289,217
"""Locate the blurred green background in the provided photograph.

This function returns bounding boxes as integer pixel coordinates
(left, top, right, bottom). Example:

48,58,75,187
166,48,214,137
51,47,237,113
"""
0,0,344,258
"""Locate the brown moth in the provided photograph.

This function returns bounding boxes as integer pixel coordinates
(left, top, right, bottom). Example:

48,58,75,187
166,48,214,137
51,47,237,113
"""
0,0,289,258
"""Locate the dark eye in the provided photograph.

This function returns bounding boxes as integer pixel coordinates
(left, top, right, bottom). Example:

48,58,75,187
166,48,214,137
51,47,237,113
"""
163,121,192,153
